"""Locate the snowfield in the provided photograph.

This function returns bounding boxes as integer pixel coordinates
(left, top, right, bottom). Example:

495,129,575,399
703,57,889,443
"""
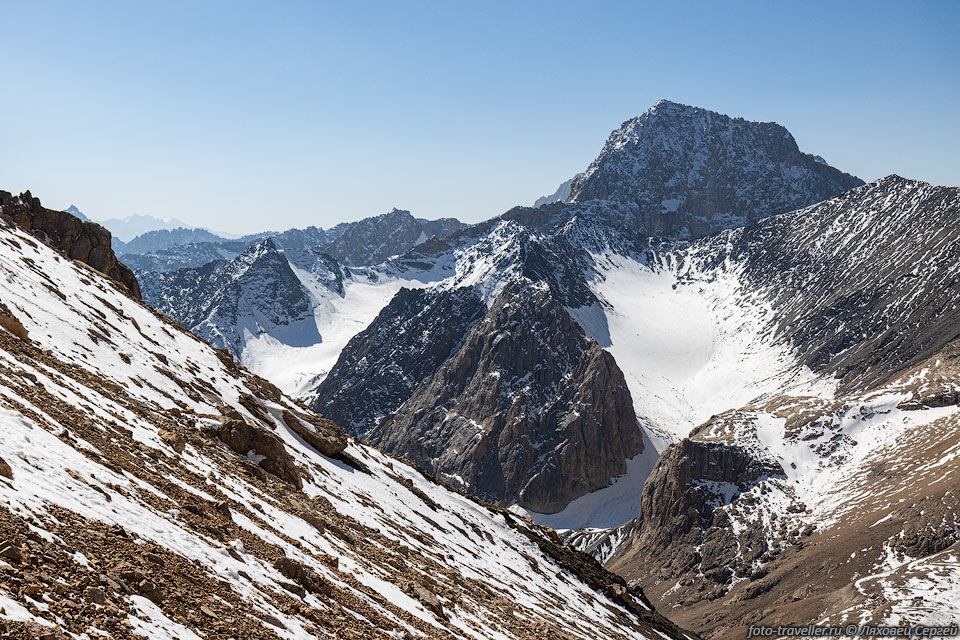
575,250,835,444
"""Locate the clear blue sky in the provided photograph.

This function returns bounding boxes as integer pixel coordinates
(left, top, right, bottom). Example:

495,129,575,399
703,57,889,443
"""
1,1,957,233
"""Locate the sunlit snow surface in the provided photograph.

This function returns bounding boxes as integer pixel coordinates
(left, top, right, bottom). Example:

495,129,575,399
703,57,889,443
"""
575,251,835,444
242,270,415,398
519,445,661,531
241,247,461,398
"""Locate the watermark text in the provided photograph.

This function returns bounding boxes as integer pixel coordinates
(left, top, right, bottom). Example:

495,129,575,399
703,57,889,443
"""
747,625,960,638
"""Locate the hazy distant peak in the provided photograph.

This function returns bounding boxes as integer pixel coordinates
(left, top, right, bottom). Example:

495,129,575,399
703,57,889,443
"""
62,204,89,221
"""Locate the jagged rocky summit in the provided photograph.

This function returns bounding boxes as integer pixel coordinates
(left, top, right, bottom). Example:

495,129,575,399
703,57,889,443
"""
560,99,863,237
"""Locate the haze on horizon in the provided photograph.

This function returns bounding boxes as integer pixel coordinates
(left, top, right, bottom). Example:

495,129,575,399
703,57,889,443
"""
1,0,957,234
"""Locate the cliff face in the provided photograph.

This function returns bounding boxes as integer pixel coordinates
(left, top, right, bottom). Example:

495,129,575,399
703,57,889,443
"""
612,428,786,590
0,190,141,299
312,286,487,434
368,282,643,513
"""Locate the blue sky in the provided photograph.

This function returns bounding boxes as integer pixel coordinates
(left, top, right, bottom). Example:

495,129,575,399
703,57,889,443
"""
1,0,957,233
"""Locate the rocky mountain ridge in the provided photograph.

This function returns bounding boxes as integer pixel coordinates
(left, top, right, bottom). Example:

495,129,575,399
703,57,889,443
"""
124,209,465,275
369,281,643,514
117,227,226,254
139,238,318,355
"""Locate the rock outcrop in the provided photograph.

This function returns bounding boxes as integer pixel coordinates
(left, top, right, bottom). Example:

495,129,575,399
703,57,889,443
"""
0,303,29,342
0,190,141,298
606,339,960,638
216,408,303,489
280,409,347,458
611,426,785,592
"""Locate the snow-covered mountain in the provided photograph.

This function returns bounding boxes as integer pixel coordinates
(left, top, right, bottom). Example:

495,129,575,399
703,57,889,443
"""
578,175,960,636
6,95,959,638
137,210,468,397
301,101,871,519
557,99,863,237
0,196,689,639
139,238,318,356
126,211,465,275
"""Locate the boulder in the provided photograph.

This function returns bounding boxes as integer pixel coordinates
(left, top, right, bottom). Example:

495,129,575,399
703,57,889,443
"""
281,410,347,458
217,416,302,489
0,303,28,342
158,429,186,454
274,556,331,596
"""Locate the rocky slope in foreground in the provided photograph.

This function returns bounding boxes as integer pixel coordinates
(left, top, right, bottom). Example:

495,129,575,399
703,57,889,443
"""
0,208,689,639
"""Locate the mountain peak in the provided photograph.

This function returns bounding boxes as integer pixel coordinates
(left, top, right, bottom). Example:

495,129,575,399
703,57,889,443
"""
63,204,89,221
227,236,282,277
875,173,926,188
561,102,863,236
648,98,695,112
